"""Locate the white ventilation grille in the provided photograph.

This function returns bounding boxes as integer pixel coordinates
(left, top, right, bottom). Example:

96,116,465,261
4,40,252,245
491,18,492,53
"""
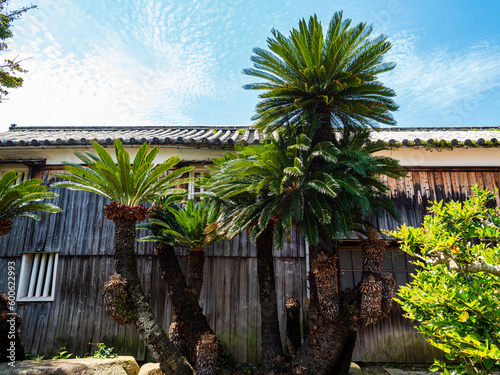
17,252,58,302
0,169,29,183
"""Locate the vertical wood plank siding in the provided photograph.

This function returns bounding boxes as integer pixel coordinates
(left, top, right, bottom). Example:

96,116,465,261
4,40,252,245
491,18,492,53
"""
0,168,498,362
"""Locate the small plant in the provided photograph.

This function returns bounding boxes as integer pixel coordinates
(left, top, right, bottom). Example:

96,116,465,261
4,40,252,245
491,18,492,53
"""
92,343,118,359
52,347,74,359
25,353,45,361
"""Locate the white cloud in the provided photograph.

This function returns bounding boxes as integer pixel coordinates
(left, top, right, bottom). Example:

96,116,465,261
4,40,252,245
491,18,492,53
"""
385,32,500,126
0,0,223,131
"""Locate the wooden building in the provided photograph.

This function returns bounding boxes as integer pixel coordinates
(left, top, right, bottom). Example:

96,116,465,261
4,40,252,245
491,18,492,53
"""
1,125,499,364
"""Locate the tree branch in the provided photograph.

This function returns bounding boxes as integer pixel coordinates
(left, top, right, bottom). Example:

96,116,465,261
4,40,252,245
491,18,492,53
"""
452,259,500,277
4,5,37,20
417,253,500,277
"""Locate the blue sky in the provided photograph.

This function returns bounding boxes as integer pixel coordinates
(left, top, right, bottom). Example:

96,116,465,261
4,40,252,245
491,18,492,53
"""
2,0,500,131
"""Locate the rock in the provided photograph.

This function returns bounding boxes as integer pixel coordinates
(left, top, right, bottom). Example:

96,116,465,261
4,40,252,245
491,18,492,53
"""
0,356,140,375
348,362,363,375
138,363,165,375
384,369,407,375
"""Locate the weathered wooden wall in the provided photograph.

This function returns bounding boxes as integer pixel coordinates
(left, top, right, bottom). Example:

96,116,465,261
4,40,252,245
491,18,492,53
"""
0,168,308,363
0,241,307,363
1,168,499,363
367,168,500,239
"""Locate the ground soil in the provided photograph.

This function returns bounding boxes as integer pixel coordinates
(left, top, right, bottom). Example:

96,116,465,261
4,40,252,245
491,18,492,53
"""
361,365,434,374
229,363,436,375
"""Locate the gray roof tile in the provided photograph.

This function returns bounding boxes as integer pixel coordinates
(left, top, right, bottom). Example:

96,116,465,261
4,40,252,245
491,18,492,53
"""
0,125,499,148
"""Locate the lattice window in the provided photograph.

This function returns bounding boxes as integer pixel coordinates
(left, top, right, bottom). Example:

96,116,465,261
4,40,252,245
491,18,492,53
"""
17,252,59,302
188,169,207,199
339,246,417,290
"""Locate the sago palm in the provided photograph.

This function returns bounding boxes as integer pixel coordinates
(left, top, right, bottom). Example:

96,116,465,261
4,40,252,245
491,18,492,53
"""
239,11,403,374
139,198,229,369
243,11,397,145
141,198,225,300
52,140,195,375
52,139,191,206
208,133,361,247
205,128,405,374
203,133,362,373
0,170,61,237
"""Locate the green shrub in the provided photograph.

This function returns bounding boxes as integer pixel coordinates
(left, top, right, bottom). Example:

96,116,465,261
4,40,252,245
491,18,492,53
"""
389,185,500,374
92,343,117,359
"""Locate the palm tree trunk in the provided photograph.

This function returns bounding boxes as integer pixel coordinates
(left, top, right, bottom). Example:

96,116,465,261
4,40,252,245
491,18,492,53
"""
291,268,352,375
291,234,392,374
310,103,334,178
311,103,333,147
256,223,284,374
113,218,193,375
155,243,229,368
187,250,205,301
285,296,301,357
330,332,358,375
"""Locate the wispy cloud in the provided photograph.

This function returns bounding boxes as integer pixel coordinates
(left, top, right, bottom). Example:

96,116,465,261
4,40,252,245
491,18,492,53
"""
5,1,499,130
1,0,304,130
1,0,232,130
385,32,500,126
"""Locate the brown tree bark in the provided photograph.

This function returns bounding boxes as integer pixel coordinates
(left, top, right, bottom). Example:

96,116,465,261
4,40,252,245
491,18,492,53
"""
330,332,358,375
256,223,284,374
291,258,352,375
196,333,221,375
311,103,333,147
187,250,205,301
285,296,302,357
155,243,229,369
113,218,193,375
290,233,394,374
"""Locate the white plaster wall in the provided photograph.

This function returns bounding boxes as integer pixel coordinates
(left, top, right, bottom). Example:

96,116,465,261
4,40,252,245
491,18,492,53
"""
1,145,500,167
376,147,500,167
0,145,226,165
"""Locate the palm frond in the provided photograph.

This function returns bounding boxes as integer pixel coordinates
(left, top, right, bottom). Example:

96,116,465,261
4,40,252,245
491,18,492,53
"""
53,140,191,208
0,171,62,228
244,11,397,136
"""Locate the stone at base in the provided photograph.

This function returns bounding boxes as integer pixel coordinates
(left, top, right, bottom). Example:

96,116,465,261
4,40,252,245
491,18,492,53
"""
348,362,363,375
0,356,140,375
383,369,407,375
139,363,165,375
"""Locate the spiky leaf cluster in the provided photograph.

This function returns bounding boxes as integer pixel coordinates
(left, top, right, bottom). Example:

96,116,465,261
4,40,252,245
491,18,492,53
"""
236,10,404,248
52,139,194,207
139,198,225,252
0,170,61,233
203,133,362,248
204,127,404,248
332,126,406,232
243,11,398,136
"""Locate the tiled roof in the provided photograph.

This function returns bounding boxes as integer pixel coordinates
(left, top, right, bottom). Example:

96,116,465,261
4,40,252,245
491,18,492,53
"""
0,125,260,147
372,126,500,147
0,125,499,148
